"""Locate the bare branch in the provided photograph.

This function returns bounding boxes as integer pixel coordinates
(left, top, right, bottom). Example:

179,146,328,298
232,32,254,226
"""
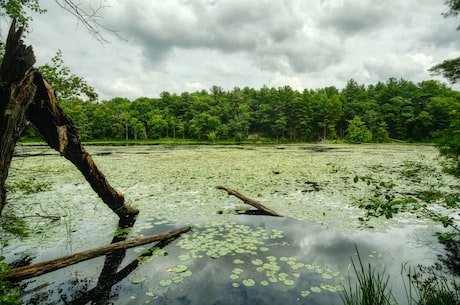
54,0,121,43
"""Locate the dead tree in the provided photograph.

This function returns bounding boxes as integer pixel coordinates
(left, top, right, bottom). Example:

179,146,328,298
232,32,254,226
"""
0,20,139,220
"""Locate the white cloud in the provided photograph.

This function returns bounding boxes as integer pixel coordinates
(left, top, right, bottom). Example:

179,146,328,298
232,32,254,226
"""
20,0,460,100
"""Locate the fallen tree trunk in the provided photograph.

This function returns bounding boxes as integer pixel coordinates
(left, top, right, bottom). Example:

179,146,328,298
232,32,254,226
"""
6,226,191,282
216,186,282,217
26,72,139,220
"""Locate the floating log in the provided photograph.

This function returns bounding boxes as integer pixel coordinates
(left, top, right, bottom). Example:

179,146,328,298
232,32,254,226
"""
6,226,191,282
216,186,282,217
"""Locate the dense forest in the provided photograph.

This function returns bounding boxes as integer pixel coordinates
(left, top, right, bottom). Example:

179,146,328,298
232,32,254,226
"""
27,77,460,143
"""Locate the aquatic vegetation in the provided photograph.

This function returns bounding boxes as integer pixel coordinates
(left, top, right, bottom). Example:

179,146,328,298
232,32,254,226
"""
130,275,146,284
340,249,395,305
6,179,51,195
2,144,458,304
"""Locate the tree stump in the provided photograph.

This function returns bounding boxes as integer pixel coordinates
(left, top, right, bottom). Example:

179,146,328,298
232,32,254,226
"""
0,20,139,220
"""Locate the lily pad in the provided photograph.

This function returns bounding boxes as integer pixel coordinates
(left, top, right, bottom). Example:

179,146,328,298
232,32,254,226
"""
159,279,173,287
242,279,256,287
301,290,311,297
172,264,188,273
311,286,321,293
178,254,190,261
180,270,193,278
230,274,239,280
130,275,146,284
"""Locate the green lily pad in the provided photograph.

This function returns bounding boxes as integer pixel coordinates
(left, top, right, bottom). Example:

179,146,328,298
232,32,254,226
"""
260,280,269,286
130,275,146,284
284,279,295,286
230,274,239,280
251,259,263,266
159,279,173,287
172,264,188,273
242,279,256,287
311,286,321,293
178,254,190,261
180,270,193,278
233,259,245,264
301,290,311,297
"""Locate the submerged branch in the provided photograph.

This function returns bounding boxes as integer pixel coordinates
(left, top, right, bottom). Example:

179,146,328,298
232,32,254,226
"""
216,186,282,217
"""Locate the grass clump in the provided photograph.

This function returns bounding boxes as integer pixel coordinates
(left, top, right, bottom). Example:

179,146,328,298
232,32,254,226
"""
341,247,459,305
404,264,459,305
341,248,394,305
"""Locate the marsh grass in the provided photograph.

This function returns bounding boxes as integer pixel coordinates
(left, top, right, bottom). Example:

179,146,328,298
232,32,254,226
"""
342,248,460,305
403,263,459,305
341,248,395,305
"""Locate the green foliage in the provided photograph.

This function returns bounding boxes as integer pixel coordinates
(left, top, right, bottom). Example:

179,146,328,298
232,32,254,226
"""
429,58,460,84
20,78,460,143
38,50,98,102
342,248,459,305
352,157,459,241
428,1,460,87
0,255,20,305
6,179,50,194
0,212,28,238
442,0,460,25
0,0,45,30
434,110,460,176
405,264,459,305
345,116,372,143
372,122,389,143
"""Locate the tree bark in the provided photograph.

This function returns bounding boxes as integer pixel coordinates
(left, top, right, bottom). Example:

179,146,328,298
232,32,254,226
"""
216,186,282,217
0,20,139,220
26,73,139,220
6,226,191,282
0,20,36,214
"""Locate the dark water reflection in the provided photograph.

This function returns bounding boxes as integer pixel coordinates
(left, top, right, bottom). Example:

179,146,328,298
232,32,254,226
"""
18,216,447,305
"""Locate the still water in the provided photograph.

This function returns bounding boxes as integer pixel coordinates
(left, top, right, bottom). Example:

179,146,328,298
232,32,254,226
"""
2,144,457,304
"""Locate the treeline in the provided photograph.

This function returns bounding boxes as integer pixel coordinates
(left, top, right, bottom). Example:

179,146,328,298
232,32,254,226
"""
29,78,460,143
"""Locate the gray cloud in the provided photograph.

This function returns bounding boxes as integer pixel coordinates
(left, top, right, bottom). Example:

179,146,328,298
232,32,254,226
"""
22,0,460,99
318,0,400,36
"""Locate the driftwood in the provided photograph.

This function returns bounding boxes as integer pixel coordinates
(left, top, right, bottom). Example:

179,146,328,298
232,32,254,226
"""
6,226,191,282
0,20,138,220
217,186,282,217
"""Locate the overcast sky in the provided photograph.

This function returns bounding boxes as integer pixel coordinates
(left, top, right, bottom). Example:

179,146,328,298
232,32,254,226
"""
18,0,460,100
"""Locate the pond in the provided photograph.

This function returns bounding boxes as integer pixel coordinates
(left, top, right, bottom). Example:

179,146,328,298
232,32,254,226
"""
1,144,458,304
